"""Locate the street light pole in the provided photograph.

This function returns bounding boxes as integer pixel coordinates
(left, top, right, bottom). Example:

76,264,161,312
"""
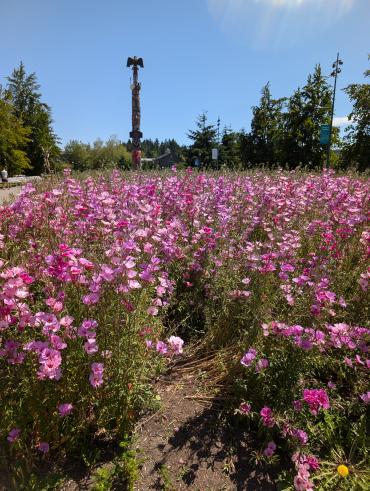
327,52,343,168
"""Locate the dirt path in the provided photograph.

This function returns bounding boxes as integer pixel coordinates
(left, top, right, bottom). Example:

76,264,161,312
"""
133,370,277,491
0,186,22,204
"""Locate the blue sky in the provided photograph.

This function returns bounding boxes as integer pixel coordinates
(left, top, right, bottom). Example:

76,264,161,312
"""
0,0,368,146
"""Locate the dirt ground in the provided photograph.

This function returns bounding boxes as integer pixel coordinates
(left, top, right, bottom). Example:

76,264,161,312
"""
132,370,277,491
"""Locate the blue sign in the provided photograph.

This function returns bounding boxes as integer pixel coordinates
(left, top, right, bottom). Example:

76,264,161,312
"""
320,124,331,145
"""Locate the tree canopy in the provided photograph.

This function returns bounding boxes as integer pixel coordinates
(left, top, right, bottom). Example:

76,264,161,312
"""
6,62,60,174
341,58,370,171
0,86,31,175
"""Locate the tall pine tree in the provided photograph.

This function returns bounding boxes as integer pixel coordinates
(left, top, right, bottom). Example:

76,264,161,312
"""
245,83,285,166
282,65,334,168
6,62,59,174
187,113,217,169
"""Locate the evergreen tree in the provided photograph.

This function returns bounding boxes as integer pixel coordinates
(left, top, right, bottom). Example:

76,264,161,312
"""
341,58,370,171
219,127,241,169
6,62,59,174
247,83,286,166
187,113,217,168
282,65,334,168
0,86,31,175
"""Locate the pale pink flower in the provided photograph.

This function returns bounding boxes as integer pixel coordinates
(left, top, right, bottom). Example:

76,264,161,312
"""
167,336,184,354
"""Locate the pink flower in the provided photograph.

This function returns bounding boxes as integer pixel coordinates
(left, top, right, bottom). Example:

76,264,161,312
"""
50,334,67,350
359,392,370,404
89,362,104,388
239,402,251,415
260,406,274,427
38,348,62,380
147,306,159,316
303,389,330,415
58,403,73,417
156,341,168,355
167,336,184,355
293,428,308,445
84,338,99,355
306,455,320,471
37,442,50,453
263,441,276,457
82,293,99,305
7,428,21,443
241,348,257,367
256,358,269,372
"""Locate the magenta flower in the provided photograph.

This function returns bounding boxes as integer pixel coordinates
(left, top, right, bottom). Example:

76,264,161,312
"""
303,389,330,415
58,403,73,417
260,406,274,427
239,402,251,415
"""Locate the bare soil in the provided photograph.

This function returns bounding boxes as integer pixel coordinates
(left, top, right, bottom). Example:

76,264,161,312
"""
133,369,277,491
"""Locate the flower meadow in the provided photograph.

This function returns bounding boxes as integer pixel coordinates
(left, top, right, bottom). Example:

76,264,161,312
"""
0,168,369,489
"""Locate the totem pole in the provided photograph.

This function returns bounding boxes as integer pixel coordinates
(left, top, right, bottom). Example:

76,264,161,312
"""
127,56,144,170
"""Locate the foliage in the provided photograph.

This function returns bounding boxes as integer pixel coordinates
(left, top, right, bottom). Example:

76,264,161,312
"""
0,86,31,175
138,138,186,162
238,65,343,170
6,62,60,174
341,57,370,172
62,137,132,171
243,82,286,167
219,127,242,169
91,436,140,491
187,113,217,168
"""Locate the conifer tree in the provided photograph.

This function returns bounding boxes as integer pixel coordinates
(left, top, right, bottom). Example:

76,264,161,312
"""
6,62,59,174
187,113,217,168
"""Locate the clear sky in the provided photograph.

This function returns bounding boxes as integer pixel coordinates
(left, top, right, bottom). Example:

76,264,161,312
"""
1,0,369,147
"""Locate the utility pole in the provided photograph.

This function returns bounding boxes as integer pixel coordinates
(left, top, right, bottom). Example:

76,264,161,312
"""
327,53,343,168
